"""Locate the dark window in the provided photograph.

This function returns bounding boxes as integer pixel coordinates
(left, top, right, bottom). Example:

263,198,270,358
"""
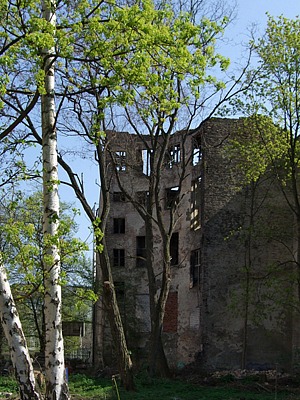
113,249,125,267
115,151,126,171
190,249,201,287
136,236,146,267
165,186,179,209
115,281,125,297
136,191,150,207
190,176,201,230
192,138,202,166
166,144,181,168
113,192,126,202
113,218,125,233
170,232,179,266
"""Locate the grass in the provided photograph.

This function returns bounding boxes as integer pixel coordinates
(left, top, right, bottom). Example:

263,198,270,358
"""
0,373,297,400
0,375,18,393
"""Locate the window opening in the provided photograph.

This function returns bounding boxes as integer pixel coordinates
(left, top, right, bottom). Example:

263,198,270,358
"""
136,191,150,207
142,149,152,176
170,232,179,266
113,218,125,234
115,151,126,171
115,281,125,297
192,139,202,166
166,186,179,209
166,144,181,168
136,236,146,267
113,192,126,202
190,176,201,230
113,249,125,267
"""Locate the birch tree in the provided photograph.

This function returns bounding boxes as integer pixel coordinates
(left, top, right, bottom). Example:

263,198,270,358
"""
41,0,69,397
0,257,40,400
0,2,43,397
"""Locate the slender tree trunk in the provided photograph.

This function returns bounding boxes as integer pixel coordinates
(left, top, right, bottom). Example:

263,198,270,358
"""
95,218,135,390
96,136,135,389
148,138,173,377
145,216,170,377
149,313,170,377
0,259,40,400
92,251,104,369
56,139,135,389
30,297,45,355
241,184,255,369
241,266,250,369
148,244,171,378
41,0,69,398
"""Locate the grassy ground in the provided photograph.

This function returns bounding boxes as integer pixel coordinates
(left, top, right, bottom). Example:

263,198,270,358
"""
0,373,299,400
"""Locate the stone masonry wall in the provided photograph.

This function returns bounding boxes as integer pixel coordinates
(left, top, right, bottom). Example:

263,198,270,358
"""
200,118,295,371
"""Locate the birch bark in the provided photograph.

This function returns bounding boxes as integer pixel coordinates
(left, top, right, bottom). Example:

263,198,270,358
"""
0,257,40,400
41,1,69,399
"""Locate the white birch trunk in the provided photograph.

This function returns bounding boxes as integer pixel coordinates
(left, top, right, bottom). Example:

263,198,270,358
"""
0,258,40,400
41,1,69,399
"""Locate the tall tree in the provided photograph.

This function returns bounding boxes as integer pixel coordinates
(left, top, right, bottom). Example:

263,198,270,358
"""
52,0,255,377
58,8,229,377
30,0,227,384
103,11,256,376
41,0,70,396
225,15,300,366
0,3,43,395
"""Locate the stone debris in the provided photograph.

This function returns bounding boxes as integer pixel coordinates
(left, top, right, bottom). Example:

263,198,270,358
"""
210,369,290,381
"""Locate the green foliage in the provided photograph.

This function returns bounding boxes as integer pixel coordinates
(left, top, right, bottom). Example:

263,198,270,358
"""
0,190,89,284
222,17,300,327
0,0,230,108
0,189,94,349
223,15,300,194
225,115,288,184
93,217,104,253
0,0,57,96
255,15,300,127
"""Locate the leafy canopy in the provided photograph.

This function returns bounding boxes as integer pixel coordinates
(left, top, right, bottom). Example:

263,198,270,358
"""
224,15,300,184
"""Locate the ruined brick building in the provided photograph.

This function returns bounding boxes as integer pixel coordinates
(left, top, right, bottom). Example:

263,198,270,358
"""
97,118,299,372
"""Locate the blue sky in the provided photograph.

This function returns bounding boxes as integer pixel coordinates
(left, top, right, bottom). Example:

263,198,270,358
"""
220,0,299,61
230,0,298,32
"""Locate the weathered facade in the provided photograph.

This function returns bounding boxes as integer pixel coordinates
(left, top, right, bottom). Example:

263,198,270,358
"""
98,118,298,372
